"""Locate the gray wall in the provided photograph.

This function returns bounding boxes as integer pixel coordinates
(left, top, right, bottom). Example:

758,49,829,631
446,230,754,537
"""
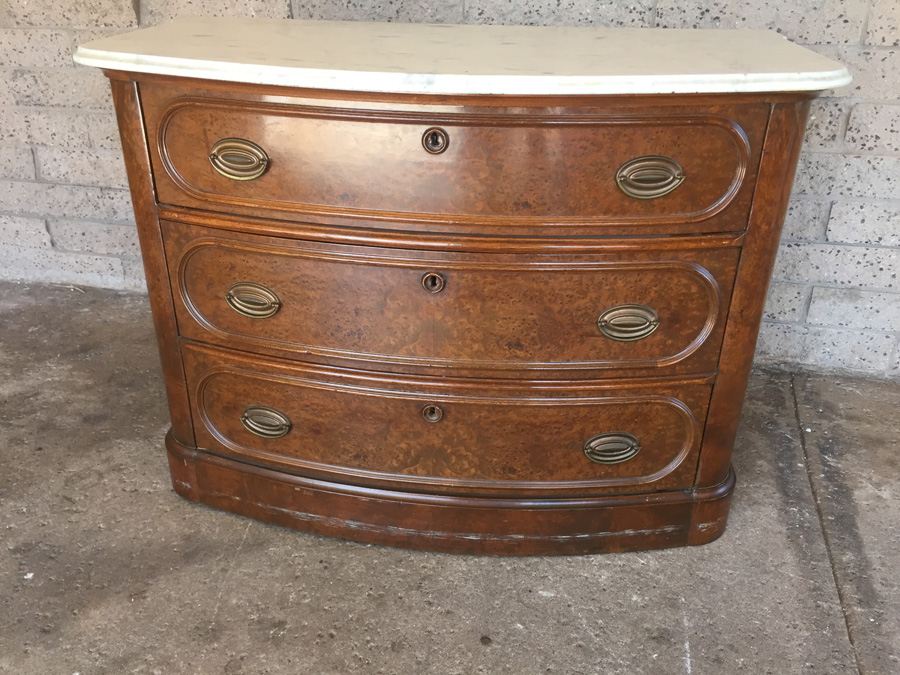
1,1,898,378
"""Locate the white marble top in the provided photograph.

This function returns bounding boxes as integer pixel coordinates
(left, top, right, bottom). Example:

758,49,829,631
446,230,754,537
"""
74,17,850,96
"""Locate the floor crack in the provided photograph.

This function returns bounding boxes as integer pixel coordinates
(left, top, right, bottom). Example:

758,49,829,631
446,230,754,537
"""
207,521,252,637
790,373,863,675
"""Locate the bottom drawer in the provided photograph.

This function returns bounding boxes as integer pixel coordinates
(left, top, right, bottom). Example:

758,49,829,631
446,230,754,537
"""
183,343,712,497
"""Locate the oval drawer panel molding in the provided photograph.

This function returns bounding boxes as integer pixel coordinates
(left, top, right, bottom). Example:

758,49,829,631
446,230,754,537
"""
143,82,768,236
164,220,738,375
184,343,709,497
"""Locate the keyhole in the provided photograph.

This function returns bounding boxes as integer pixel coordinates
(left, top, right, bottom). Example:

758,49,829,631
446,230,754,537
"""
422,404,444,423
422,127,448,154
421,272,446,293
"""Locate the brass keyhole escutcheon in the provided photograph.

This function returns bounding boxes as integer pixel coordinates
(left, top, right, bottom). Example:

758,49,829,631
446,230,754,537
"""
422,404,444,423
421,272,446,293
422,127,449,154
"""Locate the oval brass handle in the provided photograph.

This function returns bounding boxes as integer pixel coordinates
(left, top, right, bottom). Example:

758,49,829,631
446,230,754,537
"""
616,155,684,199
584,433,641,464
226,282,281,319
209,138,269,181
241,406,292,439
421,272,446,293
597,304,659,342
422,404,444,423
422,127,449,154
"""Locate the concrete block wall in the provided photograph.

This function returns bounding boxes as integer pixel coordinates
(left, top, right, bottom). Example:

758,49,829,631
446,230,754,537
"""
0,1,898,378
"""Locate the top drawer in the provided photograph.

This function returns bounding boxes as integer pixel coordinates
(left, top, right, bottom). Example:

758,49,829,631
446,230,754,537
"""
140,81,769,236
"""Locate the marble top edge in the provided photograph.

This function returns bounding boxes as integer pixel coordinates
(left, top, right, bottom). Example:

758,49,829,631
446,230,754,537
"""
74,17,852,95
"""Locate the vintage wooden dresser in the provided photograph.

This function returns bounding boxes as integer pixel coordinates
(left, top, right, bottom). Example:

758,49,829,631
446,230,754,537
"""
75,18,849,555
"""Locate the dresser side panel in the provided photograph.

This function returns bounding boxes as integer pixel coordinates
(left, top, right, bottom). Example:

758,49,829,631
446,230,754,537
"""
697,99,811,487
110,78,196,448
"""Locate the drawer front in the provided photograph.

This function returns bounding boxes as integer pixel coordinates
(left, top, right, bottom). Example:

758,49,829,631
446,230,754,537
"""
142,82,768,235
183,343,711,496
164,221,738,374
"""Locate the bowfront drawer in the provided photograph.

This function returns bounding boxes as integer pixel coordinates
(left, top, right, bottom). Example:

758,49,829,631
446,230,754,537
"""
141,81,768,235
182,343,711,496
163,220,739,375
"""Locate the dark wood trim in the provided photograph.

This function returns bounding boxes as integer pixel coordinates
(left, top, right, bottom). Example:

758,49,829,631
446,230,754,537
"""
696,100,810,487
167,431,734,555
158,205,748,253
101,68,815,554
110,79,196,446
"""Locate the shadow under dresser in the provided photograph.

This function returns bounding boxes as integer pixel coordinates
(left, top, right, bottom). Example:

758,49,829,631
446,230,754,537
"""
74,18,850,554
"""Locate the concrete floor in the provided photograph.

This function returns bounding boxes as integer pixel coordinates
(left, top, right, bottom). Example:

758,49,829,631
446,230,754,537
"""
0,282,897,675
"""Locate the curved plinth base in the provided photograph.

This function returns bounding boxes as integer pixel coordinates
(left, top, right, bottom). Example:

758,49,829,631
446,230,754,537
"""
166,431,735,556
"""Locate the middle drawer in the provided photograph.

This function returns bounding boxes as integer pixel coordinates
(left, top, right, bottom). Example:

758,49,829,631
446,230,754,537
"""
164,220,739,376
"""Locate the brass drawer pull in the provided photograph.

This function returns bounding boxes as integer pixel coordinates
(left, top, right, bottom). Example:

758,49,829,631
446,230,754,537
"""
422,404,444,423
422,127,449,154
226,282,281,319
597,304,659,342
241,406,292,439
209,138,270,181
584,433,641,464
616,155,684,199
421,271,446,293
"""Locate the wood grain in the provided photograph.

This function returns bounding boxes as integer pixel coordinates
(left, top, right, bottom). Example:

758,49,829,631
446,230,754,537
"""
99,71,814,554
163,219,738,377
139,79,770,237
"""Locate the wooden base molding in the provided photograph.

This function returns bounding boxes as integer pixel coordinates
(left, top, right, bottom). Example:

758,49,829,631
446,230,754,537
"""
166,431,734,556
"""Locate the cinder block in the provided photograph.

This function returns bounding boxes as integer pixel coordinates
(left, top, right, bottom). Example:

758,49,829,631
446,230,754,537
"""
85,111,121,150
0,215,51,249
846,104,900,154
803,99,846,151
867,0,900,46
763,282,810,323
655,0,867,45
35,147,129,189
0,180,134,224
0,29,73,68
297,0,462,23
807,287,900,331
24,108,92,148
9,68,111,109
0,0,137,29
782,196,828,242
827,201,900,247
0,104,28,144
48,220,139,257
0,69,11,103
141,0,290,25
756,322,895,373
794,153,900,200
0,244,125,289
774,242,898,291
0,144,35,180
836,47,900,100
464,0,652,26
